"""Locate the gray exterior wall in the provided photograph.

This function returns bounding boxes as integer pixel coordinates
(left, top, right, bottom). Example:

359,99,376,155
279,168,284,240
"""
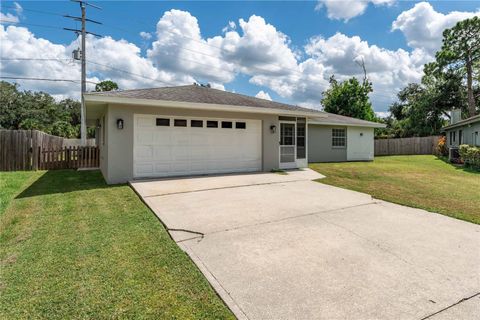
445,122,480,147
99,103,280,184
307,124,347,162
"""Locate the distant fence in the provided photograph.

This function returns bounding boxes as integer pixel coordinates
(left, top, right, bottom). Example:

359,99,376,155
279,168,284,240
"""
374,136,441,156
0,130,98,171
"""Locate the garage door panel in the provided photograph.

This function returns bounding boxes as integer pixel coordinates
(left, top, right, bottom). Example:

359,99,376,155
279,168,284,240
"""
134,115,261,178
189,146,208,160
135,163,154,176
136,116,154,128
135,146,153,159
153,146,171,161
136,131,154,145
154,131,172,146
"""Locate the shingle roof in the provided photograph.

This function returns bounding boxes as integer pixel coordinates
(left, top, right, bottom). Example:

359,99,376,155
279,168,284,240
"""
442,114,480,130
310,112,386,128
87,84,323,114
86,85,385,127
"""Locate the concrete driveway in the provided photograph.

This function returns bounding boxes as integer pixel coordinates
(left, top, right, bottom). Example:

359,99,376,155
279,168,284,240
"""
130,170,480,320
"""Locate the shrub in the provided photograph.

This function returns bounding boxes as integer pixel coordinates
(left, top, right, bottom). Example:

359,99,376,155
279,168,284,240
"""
459,144,480,169
437,136,448,156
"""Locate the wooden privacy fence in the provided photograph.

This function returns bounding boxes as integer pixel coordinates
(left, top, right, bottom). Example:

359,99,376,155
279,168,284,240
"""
0,129,99,171
374,136,441,156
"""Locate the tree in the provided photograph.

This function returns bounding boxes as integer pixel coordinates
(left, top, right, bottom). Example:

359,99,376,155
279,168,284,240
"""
384,83,445,137
95,80,119,92
435,16,479,117
321,76,376,121
0,81,82,138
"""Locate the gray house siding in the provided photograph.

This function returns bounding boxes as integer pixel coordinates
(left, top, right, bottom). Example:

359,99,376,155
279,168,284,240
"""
308,124,347,162
445,122,480,147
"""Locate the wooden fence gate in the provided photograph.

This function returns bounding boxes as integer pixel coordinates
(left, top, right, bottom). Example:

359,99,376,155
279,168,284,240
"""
0,130,99,171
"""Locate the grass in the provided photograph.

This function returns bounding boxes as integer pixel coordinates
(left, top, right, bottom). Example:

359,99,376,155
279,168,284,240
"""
310,155,480,225
0,170,234,319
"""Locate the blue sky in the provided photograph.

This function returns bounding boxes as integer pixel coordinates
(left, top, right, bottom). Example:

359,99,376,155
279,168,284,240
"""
1,1,479,113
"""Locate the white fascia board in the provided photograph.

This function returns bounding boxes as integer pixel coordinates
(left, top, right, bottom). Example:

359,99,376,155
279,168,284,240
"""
308,121,386,128
84,94,327,118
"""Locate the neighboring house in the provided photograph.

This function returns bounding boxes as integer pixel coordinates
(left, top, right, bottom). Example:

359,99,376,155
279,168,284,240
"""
442,110,480,148
85,85,384,184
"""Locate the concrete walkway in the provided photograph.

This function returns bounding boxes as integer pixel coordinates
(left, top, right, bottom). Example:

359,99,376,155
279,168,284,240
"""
130,169,480,320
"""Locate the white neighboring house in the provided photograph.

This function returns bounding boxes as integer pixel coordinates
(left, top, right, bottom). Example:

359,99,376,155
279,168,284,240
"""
85,85,385,184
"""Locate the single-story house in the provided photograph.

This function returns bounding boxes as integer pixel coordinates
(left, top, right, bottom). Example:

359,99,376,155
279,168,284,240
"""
85,85,385,184
442,110,480,148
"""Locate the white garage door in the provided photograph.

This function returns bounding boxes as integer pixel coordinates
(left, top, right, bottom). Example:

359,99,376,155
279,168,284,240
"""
133,114,262,178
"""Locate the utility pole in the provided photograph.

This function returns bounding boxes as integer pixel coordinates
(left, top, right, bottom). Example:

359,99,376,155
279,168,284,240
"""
64,0,101,145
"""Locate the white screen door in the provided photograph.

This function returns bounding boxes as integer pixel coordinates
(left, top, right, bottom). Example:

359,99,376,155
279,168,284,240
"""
279,122,296,169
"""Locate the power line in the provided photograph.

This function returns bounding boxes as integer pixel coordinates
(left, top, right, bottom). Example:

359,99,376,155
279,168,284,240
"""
0,58,72,61
0,57,402,98
0,20,65,30
86,60,177,86
0,76,98,84
1,5,65,17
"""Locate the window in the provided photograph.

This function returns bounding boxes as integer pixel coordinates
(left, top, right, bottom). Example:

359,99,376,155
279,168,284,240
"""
459,130,462,144
332,128,346,148
296,118,306,159
191,120,203,127
221,121,233,128
236,122,246,129
156,118,170,126
453,131,456,142
207,120,218,128
174,119,187,127
449,132,453,145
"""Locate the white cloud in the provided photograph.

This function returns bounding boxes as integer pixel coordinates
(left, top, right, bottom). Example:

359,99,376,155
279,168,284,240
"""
0,2,22,23
375,111,390,118
316,0,395,21
220,15,299,76
139,31,152,40
392,2,480,55
255,90,272,100
13,2,23,15
222,21,236,33
0,25,189,100
0,12,19,23
147,9,236,84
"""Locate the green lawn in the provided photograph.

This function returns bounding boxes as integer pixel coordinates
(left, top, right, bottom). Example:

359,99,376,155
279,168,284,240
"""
310,155,480,225
0,170,234,319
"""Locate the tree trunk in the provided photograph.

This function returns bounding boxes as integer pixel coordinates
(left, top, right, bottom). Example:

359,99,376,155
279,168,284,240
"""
466,57,476,117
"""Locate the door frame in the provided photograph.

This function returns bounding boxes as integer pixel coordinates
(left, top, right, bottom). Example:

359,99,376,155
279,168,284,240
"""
279,120,297,169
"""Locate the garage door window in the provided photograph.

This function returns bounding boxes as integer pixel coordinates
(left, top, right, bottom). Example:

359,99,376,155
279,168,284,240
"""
156,118,170,126
191,120,203,127
207,120,218,128
332,128,346,148
236,122,246,129
174,119,187,127
222,121,233,129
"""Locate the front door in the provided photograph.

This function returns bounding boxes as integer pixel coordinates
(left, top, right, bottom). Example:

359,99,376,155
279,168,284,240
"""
279,122,296,169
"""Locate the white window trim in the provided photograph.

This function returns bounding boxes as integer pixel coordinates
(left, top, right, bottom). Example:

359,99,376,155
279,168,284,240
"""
332,128,347,149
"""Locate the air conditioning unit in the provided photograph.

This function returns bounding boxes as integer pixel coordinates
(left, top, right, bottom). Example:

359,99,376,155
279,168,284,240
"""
448,147,459,161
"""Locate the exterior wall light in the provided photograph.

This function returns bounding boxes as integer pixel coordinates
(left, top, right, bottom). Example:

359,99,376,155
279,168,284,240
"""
117,119,124,130
270,125,277,134
360,132,363,136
